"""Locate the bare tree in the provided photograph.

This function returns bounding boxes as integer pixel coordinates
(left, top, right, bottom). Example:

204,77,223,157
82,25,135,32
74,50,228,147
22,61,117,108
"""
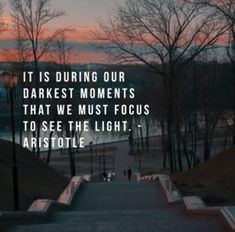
195,0,235,23
199,51,223,161
196,0,235,145
0,3,5,34
13,14,32,146
51,31,72,68
97,0,229,173
224,4,235,145
10,0,66,65
10,0,67,157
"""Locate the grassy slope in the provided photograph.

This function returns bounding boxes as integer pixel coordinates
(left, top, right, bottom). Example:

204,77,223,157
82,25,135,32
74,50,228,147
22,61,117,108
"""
171,146,235,205
0,139,69,210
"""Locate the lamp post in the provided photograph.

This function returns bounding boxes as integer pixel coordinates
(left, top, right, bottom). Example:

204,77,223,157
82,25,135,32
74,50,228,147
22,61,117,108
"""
128,128,133,154
137,124,142,171
139,124,144,150
0,71,19,211
95,136,99,157
136,125,140,153
89,141,93,174
98,154,101,174
102,133,106,172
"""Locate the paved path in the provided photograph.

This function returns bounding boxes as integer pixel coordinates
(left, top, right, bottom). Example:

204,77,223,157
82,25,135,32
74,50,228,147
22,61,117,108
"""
113,141,137,181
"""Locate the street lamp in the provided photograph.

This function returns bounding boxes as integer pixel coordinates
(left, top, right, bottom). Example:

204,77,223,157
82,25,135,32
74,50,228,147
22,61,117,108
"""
0,71,19,211
95,136,99,157
137,124,142,171
137,124,144,150
89,141,93,174
128,128,134,154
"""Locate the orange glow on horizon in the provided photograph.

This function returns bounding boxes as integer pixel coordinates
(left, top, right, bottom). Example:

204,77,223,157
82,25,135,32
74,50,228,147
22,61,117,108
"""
0,14,230,64
0,48,108,64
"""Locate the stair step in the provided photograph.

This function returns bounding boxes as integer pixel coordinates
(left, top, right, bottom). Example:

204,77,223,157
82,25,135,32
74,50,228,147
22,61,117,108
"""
49,209,187,223
5,221,223,232
73,182,166,210
3,182,224,232
82,181,157,188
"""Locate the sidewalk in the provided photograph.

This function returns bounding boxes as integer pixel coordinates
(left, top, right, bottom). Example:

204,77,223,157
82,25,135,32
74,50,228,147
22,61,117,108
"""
113,141,137,181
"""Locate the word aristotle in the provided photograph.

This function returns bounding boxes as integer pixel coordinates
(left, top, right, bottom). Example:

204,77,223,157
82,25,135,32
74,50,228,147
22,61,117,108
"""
23,137,85,149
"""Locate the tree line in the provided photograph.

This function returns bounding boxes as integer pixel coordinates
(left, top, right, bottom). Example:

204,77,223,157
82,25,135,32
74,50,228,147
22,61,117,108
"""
0,0,234,175
96,0,235,173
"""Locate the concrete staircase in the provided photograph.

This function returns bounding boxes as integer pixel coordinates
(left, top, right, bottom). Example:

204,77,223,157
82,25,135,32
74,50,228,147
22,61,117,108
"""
5,182,225,232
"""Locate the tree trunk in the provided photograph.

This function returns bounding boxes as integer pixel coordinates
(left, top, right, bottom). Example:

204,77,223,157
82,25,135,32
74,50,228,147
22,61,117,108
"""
160,120,167,169
66,127,76,177
46,131,53,165
167,116,174,172
192,63,198,166
166,71,175,173
223,129,229,150
233,69,235,145
32,50,41,158
145,117,149,152
203,122,211,161
232,29,235,145
176,126,183,172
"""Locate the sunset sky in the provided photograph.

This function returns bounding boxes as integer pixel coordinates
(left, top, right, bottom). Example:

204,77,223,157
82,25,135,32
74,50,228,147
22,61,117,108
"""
0,0,228,64
1,0,126,64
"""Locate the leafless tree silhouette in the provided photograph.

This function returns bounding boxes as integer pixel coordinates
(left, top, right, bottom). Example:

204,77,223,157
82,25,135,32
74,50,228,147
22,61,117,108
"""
196,0,235,146
97,0,229,172
0,3,5,34
10,0,68,157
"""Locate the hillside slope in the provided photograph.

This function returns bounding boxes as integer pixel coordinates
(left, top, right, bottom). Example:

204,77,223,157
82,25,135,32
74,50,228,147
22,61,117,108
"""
0,140,69,210
172,146,235,205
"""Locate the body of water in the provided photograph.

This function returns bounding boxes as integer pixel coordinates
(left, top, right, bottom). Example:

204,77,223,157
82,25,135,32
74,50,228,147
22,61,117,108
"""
0,115,160,151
